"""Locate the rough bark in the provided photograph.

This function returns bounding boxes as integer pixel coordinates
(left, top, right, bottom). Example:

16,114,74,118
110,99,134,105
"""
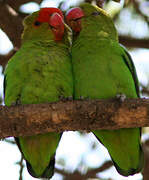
0,98,149,139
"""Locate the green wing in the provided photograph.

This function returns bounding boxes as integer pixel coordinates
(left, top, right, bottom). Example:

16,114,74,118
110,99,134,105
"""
121,45,140,97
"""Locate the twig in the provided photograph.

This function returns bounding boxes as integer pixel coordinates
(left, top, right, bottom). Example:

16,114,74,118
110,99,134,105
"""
0,49,17,68
83,160,113,178
16,155,24,180
55,160,113,179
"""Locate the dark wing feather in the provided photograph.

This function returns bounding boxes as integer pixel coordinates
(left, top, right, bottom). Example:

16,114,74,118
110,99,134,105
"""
122,48,140,98
3,76,6,99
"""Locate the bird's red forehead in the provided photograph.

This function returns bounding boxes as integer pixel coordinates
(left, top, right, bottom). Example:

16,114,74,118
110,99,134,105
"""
66,7,84,21
37,7,64,22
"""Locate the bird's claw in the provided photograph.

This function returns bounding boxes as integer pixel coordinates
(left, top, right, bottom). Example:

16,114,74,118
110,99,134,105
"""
11,102,17,106
59,96,73,101
79,96,90,100
66,96,73,100
79,96,84,100
116,93,126,102
11,99,22,106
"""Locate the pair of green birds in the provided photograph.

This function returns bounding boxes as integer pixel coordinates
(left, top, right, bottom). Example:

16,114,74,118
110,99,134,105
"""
4,3,144,179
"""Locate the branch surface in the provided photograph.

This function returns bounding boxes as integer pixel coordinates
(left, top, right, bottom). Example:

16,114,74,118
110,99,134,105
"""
0,98,149,139
119,36,149,49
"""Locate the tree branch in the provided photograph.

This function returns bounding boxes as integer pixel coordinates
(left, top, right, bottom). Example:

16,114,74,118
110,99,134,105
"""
119,36,149,49
0,4,23,48
55,160,113,179
0,49,17,68
0,98,149,139
16,155,24,180
83,160,113,178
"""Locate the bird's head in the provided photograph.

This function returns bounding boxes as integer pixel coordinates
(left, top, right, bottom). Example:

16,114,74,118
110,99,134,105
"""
65,3,118,41
22,7,65,42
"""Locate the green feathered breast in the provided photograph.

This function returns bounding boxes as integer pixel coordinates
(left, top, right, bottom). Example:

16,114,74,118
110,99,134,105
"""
5,41,73,105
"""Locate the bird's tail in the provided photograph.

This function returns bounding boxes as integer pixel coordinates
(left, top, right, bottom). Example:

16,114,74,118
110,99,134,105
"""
93,128,144,176
15,132,62,178
26,154,55,178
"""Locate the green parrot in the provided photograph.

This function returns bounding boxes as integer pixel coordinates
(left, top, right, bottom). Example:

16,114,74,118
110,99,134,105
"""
66,3,144,176
4,8,73,178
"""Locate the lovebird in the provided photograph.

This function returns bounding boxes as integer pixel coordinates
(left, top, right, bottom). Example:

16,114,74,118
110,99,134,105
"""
66,3,144,176
4,8,73,178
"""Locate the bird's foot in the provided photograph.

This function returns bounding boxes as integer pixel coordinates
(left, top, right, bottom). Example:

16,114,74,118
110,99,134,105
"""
116,93,126,102
79,96,84,100
66,96,73,101
11,102,17,106
59,96,73,101
11,99,22,106
79,96,90,100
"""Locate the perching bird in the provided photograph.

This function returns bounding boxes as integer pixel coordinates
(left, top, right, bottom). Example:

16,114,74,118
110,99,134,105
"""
4,8,73,178
66,3,144,176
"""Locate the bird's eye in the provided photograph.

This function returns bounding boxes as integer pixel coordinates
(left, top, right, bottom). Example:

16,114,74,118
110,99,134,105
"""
34,21,41,26
91,11,100,16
